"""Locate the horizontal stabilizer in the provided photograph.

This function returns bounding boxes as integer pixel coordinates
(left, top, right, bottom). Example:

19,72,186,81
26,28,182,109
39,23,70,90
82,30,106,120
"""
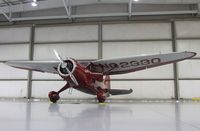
109,89,133,95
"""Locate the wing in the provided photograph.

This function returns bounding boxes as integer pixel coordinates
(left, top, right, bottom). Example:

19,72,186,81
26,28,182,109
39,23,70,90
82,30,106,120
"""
88,51,196,75
5,61,59,74
5,52,196,75
5,59,94,74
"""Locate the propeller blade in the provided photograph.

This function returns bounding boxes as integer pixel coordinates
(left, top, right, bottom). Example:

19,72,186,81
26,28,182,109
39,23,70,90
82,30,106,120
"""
65,66,79,86
53,49,78,86
69,73,79,86
53,49,63,62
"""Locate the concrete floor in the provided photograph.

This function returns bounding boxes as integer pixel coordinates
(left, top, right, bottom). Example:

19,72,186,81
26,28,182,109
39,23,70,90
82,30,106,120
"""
0,100,200,131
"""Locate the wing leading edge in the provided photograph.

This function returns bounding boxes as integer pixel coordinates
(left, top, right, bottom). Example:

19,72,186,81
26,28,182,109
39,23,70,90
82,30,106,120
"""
5,61,59,74
5,51,196,75
5,60,93,74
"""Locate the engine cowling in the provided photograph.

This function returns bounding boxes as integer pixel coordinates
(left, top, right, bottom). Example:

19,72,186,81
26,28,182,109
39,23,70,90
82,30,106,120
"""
57,58,76,77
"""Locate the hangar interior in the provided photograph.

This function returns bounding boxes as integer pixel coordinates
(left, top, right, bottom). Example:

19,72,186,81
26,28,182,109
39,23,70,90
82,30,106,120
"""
0,0,200,131
0,0,200,101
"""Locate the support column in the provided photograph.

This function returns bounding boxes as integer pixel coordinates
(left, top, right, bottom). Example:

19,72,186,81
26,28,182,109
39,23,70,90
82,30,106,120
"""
98,22,103,59
171,21,180,100
128,0,133,18
197,3,200,15
27,24,35,99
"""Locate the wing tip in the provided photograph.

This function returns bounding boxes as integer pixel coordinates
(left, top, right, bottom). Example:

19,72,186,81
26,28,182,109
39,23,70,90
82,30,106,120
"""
181,51,197,59
129,89,133,93
186,51,197,58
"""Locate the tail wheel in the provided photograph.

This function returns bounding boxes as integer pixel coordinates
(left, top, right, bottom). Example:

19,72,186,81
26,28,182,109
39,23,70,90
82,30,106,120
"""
48,91,60,103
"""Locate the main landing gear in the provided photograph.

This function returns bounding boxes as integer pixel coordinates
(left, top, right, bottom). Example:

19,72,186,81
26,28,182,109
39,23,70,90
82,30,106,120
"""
48,84,108,103
48,91,60,103
48,83,70,103
97,88,107,103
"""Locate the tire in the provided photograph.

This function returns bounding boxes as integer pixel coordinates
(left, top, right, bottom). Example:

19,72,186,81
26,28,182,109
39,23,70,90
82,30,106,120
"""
48,91,60,103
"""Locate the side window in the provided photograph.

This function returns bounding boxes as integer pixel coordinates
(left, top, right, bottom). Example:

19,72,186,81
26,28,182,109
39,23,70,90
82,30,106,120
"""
87,63,104,73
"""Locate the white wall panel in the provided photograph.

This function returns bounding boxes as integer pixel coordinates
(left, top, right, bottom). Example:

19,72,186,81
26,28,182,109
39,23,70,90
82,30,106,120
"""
179,80,200,98
32,72,61,79
35,25,98,42
33,43,98,60
103,41,172,58
103,23,171,40
178,60,200,78
177,40,200,57
110,81,174,99
0,81,27,97
0,27,30,43
32,81,94,99
176,21,200,38
0,44,29,60
0,63,28,79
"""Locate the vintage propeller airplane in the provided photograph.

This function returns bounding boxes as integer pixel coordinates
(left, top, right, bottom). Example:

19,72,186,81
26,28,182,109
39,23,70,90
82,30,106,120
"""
5,50,196,103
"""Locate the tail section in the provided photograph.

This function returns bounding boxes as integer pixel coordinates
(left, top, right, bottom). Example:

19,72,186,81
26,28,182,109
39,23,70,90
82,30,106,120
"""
103,75,133,95
109,89,133,95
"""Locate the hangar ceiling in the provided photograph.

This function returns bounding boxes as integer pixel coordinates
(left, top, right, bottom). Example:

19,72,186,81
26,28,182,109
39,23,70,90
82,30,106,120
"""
0,0,200,22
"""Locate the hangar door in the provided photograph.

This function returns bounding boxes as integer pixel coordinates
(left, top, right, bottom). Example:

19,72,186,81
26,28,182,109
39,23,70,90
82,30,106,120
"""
102,22,174,99
0,26,30,97
176,21,200,99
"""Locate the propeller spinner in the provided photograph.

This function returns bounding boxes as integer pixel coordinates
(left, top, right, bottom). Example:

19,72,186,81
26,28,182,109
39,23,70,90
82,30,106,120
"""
54,50,78,86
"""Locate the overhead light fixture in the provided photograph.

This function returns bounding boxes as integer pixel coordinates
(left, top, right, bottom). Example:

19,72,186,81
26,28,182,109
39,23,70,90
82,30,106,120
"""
31,0,37,7
31,2,37,6
133,0,139,2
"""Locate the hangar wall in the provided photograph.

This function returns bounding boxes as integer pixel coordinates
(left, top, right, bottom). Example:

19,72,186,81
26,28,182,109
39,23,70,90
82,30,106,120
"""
0,20,199,100
176,21,200,99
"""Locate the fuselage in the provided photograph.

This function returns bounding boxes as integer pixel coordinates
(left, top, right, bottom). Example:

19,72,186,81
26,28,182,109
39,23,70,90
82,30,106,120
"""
60,61,104,95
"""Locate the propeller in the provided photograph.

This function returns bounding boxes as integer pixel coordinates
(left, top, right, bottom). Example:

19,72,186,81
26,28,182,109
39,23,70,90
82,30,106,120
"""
53,49,78,86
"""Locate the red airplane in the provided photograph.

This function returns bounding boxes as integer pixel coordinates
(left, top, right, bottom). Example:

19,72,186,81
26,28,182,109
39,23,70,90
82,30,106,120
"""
5,50,196,103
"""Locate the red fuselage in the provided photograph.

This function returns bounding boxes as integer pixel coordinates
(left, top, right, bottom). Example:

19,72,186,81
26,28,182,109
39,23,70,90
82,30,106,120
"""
60,61,104,95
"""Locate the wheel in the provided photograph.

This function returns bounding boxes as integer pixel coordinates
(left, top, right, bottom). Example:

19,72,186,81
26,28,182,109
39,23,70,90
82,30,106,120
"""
48,91,60,103
97,90,106,103
97,97,106,103
97,88,106,103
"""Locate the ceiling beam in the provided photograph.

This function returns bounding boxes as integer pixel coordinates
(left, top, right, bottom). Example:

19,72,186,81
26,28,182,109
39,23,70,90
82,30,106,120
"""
101,0,200,4
0,7,11,21
62,0,71,17
0,0,200,14
11,10,198,21
128,0,132,17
